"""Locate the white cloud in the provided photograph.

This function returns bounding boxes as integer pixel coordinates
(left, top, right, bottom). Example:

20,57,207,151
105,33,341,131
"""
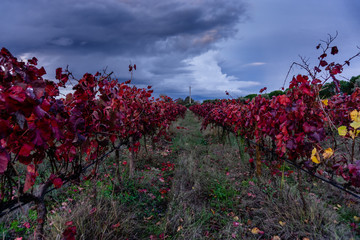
242,62,266,67
18,52,61,75
18,52,34,62
182,50,260,98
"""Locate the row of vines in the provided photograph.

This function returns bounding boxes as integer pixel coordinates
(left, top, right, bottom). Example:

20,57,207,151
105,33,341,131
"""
0,47,186,239
190,36,360,194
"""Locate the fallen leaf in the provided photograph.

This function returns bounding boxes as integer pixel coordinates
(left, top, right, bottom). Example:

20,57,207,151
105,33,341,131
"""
111,222,120,228
322,148,333,159
89,207,96,214
65,221,73,226
247,192,256,198
279,221,286,226
251,227,261,234
23,222,31,229
144,215,154,221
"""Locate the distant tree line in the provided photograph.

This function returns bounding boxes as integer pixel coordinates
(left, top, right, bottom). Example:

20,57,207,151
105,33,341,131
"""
177,75,360,105
318,75,360,98
175,96,197,107
242,75,360,101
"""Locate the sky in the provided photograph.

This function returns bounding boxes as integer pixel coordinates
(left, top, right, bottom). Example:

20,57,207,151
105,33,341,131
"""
1,0,360,101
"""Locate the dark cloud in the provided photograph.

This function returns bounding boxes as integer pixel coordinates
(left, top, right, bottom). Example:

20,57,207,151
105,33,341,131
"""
0,0,248,99
2,0,358,100
1,0,247,57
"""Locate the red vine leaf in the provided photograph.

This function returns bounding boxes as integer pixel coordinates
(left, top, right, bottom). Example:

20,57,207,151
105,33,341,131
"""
0,149,10,174
24,164,38,192
19,143,34,157
331,46,339,55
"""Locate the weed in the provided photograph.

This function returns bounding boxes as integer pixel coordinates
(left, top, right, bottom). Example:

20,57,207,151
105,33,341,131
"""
3,111,360,239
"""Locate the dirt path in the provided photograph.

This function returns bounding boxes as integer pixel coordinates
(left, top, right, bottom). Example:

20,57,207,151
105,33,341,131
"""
164,110,250,239
163,110,355,240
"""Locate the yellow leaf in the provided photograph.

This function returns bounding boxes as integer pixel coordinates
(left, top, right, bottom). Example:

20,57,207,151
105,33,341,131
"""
311,148,320,164
311,155,319,164
251,227,261,234
279,221,286,226
349,130,356,140
350,121,360,130
338,126,347,136
210,209,215,215
322,148,334,159
350,110,359,121
177,225,183,232
321,99,328,106
354,216,360,222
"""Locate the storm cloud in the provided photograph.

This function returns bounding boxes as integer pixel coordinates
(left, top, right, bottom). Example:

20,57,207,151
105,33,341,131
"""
1,0,359,100
1,0,246,54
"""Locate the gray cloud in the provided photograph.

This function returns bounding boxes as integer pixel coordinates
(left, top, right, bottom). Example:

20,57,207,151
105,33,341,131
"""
1,0,359,100
0,0,248,100
1,0,246,56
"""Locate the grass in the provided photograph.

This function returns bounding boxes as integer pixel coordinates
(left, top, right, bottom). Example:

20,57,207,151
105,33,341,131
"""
1,109,360,239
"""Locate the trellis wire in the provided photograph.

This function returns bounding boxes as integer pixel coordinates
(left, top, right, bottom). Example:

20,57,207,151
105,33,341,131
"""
246,138,360,201
0,142,126,218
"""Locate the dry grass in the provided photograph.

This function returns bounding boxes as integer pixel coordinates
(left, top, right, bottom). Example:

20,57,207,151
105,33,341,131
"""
3,111,360,239
46,194,138,239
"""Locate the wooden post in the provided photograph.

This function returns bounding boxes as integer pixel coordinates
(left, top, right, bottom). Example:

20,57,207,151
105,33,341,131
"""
256,143,261,177
255,122,262,177
189,86,191,104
